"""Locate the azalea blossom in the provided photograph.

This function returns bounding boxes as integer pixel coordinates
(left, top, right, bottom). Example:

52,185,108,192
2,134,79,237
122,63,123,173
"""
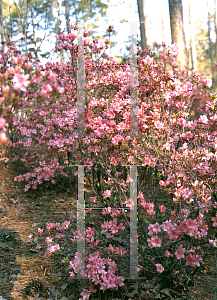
70,213,75,220
185,254,203,267
12,73,29,92
148,223,161,235
1,85,10,96
147,236,162,248
35,244,41,251
211,214,217,227
155,263,164,273
108,244,114,252
38,228,43,235
164,250,173,258
169,44,178,56
175,245,185,259
90,196,97,203
159,205,167,213
55,233,65,239
103,190,111,198
111,134,124,145
80,288,90,299
154,120,165,130
198,115,208,124
45,236,53,244
125,198,135,209
45,244,60,257
143,55,155,66
203,77,212,88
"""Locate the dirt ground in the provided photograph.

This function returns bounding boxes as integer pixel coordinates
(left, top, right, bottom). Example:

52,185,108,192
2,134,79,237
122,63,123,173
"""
0,162,216,300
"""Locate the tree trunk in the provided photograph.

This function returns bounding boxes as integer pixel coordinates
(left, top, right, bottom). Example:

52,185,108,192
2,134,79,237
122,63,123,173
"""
168,0,188,70
0,0,4,50
56,0,64,64
215,0,217,61
188,0,197,70
31,9,38,58
65,0,70,34
137,0,149,50
207,0,215,91
161,1,165,43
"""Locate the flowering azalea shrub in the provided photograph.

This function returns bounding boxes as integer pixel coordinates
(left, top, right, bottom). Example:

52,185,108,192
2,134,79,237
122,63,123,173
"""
1,26,217,299
0,26,210,190
0,39,64,167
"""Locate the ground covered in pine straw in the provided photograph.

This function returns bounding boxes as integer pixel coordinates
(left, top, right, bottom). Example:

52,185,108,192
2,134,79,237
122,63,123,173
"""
0,163,216,300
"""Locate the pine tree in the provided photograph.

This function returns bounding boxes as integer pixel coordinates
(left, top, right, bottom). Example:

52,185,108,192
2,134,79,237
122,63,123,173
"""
168,0,188,70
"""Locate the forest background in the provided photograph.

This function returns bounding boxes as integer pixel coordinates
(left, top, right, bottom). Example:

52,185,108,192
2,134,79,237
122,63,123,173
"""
0,0,216,89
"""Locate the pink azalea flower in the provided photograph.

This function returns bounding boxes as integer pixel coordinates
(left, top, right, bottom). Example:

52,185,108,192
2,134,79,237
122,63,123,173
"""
126,175,133,183
90,196,97,202
155,263,164,273
35,244,41,251
147,236,162,248
118,222,125,231
85,227,95,237
1,85,10,96
164,250,173,257
55,233,65,239
0,118,6,129
143,55,155,66
69,271,76,277
111,134,124,145
175,245,185,259
125,198,135,209
203,77,212,88
159,204,167,213
115,246,127,255
110,224,119,234
211,214,217,227
46,222,57,231
154,120,165,130
198,115,208,124
38,228,43,235
169,44,178,56
145,202,155,215
140,199,147,209
148,223,161,235
185,254,203,267
0,131,7,143
24,61,33,70
108,244,114,252
45,236,53,244
103,189,111,198
70,213,75,220
137,265,143,272
105,274,116,289
80,288,90,299
45,244,60,257
12,73,29,92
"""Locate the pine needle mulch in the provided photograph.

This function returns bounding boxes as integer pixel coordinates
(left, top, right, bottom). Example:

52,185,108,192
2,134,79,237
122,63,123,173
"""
0,164,216,300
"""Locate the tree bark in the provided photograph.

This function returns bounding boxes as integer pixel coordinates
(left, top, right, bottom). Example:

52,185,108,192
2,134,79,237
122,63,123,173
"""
215,0,217,61
168,0,188,70
0,0,4,50
65,0,70,34
188,0,197,70
161,1,165,43
56,0,64,64
207,0,215,91
137,0,149,50
31,9,38,58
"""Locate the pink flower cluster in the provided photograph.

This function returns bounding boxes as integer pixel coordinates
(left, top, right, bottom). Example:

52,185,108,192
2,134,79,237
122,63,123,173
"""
2,29,217,298
101,218,125,238
69,250,124,299
45,244,60,257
